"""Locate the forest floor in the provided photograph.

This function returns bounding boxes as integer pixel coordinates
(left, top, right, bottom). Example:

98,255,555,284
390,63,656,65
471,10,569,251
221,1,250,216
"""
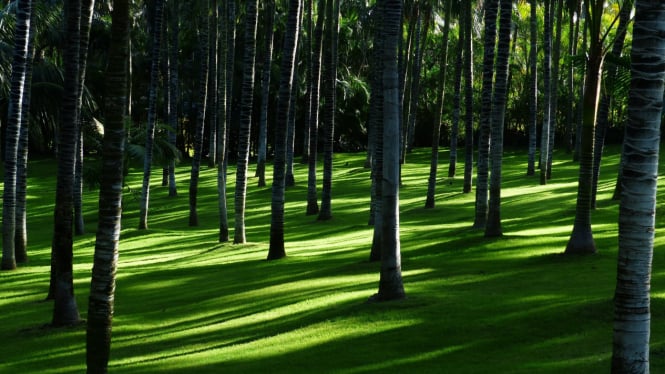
1,146,664,373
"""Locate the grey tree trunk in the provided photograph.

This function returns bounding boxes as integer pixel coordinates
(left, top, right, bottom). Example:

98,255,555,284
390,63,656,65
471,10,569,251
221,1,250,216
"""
188,3,210,227
269,0,302,260
257,0,275,188
526,0,538,176
234,0,259,243
462,0,474,194
86,2,129,371
611,2,665,371
2,0,32,271
485,0,513,238
138,0,165,230
473,0,499,229
424,0,451,209
540,0,552,185
372,0,405,302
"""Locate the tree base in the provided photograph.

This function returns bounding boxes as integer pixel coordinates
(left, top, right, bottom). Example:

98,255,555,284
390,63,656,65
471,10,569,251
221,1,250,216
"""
565,224,597,254
1,258,17,270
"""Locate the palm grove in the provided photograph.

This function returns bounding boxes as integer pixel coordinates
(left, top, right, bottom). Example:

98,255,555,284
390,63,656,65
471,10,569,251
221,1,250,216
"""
0,0,663,372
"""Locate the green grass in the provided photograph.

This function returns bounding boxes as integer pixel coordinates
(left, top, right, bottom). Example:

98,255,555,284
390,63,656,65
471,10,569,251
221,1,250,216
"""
1,146,665,373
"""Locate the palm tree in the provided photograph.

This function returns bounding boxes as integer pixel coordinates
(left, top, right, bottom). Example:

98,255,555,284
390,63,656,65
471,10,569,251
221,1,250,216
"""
317,0,340,221
301,0,313,165
448,18,463,179
207,3,219,168
540,0,552,185
565,0,606,255
14,0,35,264
2,0,32,271
74,0,95,236
306,0,326,215
138,0,165,230
369,0,385,262
167,0,180,198
591,0,633,208
189,2,211,227
473,0,499,229
545,0,563,180
485,0,513,238
268,0,302,261
52,0,82,327
526,0,537,176
234,0,259,244
217,0,230,242
404,8,430,155
424,0,451,209
86,1,129,371
256,0,275,188
462,0,473,194
371,0,405,302
611,2,665,371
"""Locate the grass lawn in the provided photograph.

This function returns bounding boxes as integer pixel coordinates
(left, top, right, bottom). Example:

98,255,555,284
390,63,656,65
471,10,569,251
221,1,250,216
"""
1,146,664,373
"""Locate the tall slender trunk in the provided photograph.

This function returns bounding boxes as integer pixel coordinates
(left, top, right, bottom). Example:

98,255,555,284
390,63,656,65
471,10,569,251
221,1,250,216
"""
404,12,429,155
189,2,210,227
540,0,553,185
138,0,164,230
52,0,82,327
591,0,632,208
2,0,32,271
546,0,563,180
369,0,385,261
448,23,463,179
86,2,129,371
217,0,230,243
207,4,219,168
234,0,259,243
257,0,275,188
462,0,474,194
372,0,405,302
424,0,451,209
14,0,36,264
74,0,95,236
526,0,538,176
611,3,665,371
473,0,499,229
306,0,326,215
485,0,513,238
565,0,605,255
301,0,313,165
317,0,339,221
269,0,302,260
167,0,179,197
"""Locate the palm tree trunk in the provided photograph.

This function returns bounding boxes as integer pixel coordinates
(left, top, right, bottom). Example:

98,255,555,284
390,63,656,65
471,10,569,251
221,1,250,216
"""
269,0,302,260
591,0,632,208
189,2,210,227
540,0,552,185
167,0,180,198
301,0,313,165
424,0,451,209
14,0,36,264
448,23,463,179
306,0,326,215
526,0,538,176
52,0,82,327
138,0,165,230
207,4,219,168
485,0,513,238
473,0,499,229
373,0,405,302
86,2,129,371
369,0,385,261
565,0,605,255
285,52,300,188
217,1,229,242
462,0,474,194
317,0,340,221
2,0,32,271
611,2,665,370
234,0,259,243
546,0,563,180
257,0,275,188
74,0,95,236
